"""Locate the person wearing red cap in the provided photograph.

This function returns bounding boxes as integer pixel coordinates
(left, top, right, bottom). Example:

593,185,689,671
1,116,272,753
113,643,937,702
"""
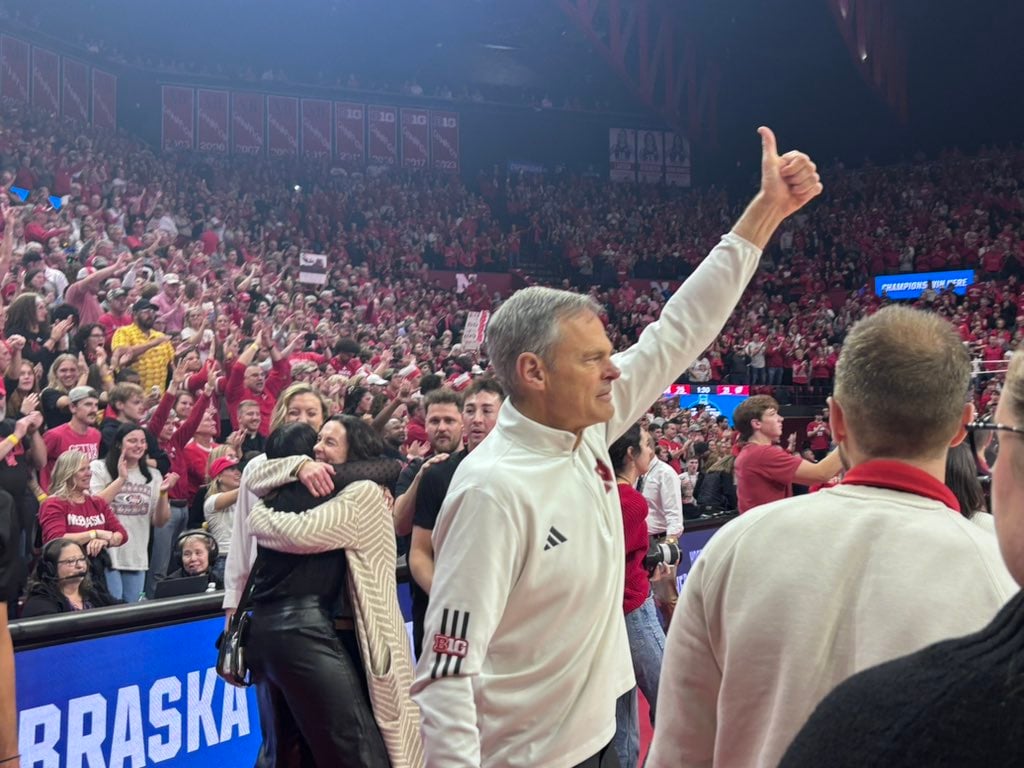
203,455,241,583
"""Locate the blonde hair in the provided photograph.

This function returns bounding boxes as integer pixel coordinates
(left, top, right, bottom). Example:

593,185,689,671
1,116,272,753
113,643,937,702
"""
49,452,91,499
204,445,238,499
47,354,79,393
269,383,330,433
834,306,971,460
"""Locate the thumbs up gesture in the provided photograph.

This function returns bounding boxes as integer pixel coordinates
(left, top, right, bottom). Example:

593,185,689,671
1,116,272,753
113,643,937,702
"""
757,126,822,219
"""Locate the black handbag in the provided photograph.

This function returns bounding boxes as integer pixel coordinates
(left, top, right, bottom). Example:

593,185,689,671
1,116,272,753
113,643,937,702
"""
215,563,259,688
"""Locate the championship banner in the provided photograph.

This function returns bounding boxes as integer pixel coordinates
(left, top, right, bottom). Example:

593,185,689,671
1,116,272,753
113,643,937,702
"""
91,69,117,130
609,128,636,182
299,253,328,285
196,89,229,154
367,105,398,166
267,95,299,157
231,91,265,156
664,131,692,187
462,310,490,352
31,47,60,115
61,58,89,123
637,129,664,184
400,108,429,170
334,102,365,165
161,86,195,151
431,111,459,173
0,35,30,103
300,99,332,160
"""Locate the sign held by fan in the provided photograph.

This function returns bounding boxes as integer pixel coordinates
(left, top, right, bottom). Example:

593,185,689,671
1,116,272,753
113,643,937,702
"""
462,311,489,351
299,253,328,285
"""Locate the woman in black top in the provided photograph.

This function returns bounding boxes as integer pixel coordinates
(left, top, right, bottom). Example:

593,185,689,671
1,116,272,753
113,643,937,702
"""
40,353,84,429
21,538,121,617
246,419,400,768
2,292,74,374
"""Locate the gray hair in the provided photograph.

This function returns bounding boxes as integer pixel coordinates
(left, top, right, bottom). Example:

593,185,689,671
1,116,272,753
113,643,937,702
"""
486,287,602,397
834,306,971,460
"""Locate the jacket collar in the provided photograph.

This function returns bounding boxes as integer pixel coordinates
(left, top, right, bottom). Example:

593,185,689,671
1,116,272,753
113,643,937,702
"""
842,459,961,513
499,400,580,457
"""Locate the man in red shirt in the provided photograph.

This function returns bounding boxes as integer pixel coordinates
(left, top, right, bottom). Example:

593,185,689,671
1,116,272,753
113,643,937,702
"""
97,287,133,342
63,252,133,327
223,332,293,436
41,387,101,491
733,395,842,513
806,414,832,460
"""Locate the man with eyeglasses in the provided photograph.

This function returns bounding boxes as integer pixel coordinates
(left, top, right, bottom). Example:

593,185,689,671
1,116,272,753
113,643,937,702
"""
649,306,1018,768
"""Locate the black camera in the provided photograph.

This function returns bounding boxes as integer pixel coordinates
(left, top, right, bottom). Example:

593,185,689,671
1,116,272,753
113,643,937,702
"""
644,540,681,575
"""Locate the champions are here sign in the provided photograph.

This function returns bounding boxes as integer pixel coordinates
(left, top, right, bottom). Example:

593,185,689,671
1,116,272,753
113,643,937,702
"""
874,269,975,300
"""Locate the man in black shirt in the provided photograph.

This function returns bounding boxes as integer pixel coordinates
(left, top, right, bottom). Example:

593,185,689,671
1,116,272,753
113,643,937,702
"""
408,379,505,656
393,389,464,542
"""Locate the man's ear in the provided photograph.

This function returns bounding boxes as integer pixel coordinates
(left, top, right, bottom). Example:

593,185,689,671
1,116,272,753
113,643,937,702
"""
515,352,547,394
949,402,975,448
828,396,846,444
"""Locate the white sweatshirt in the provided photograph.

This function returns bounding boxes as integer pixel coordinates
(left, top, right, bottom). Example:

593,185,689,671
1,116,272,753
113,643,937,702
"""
647,474,1017,768
412,232,763,768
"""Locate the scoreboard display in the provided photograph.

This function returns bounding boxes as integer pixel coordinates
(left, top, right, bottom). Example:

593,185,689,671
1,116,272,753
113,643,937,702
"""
663,384,749,425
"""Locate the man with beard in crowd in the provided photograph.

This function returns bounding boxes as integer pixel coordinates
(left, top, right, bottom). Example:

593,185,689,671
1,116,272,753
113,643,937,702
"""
409,379,505,655
393,388,464,539
111,299,175,396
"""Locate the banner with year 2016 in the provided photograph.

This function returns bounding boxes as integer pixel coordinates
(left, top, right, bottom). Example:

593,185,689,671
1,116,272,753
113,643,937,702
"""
196,90,229,154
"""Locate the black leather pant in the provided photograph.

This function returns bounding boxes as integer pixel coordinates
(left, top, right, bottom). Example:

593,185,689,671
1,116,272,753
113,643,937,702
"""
247,597,391,768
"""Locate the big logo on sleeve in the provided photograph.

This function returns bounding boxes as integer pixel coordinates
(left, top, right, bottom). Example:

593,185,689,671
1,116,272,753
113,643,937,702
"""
430,608,471,679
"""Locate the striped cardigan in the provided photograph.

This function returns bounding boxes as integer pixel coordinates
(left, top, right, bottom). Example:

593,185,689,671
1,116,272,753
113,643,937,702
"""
247,456,424,768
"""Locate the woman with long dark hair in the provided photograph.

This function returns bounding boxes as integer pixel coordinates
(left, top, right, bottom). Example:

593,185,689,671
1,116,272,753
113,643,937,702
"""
608,423,666,768
3,291,73,371
240,417,421,767
21,539,121,617
90,422,177,602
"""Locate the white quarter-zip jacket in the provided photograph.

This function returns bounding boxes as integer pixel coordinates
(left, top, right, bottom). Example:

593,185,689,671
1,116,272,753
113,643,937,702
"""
412,232,763,767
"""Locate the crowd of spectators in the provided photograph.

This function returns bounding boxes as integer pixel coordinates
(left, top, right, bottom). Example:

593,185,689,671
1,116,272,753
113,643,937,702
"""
0,98,1021,615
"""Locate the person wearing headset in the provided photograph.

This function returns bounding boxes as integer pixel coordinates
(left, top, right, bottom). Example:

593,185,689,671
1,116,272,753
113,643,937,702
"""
166,529,222,589
21,538,121,617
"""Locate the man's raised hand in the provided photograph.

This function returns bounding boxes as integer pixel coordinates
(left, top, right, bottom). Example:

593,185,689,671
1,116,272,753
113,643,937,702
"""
757,126,822,219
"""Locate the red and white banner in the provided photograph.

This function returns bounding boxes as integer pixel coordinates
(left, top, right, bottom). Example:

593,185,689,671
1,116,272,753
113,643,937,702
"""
31,47,60,114
1,36,30,103
196,89,229,153
400,108,429,170
663,131,692,187
609,128,637,183
431,111,460,173
267,95,299,157
161,86,195,151
91,69,117,130
367,105,398,166
301,99,332,159
334,102,365,165
231,91,265,155
61,58,89,123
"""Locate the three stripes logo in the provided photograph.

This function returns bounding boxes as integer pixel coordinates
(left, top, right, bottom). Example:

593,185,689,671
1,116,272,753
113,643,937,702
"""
430,608,471,679
544,526,567,551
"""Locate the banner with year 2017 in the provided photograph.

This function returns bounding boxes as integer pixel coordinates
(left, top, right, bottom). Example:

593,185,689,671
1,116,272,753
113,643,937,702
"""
401,108,430,170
